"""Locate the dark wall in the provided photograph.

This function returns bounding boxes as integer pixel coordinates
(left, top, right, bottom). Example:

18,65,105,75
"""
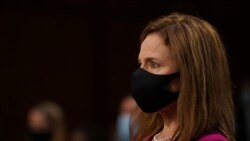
0,0,249,141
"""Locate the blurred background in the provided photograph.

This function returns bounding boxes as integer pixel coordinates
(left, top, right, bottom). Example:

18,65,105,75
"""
0,0,249,141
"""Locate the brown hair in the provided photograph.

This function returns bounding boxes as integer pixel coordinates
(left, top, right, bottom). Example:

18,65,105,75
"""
30,101,66,141
130,13,235,141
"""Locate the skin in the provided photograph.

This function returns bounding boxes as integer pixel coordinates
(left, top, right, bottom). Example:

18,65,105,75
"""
27,109,50,132
138,32,180,139
120,96,136,113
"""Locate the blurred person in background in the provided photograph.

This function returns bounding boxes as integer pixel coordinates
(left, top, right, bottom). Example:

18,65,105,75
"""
69,128,88,141
69,124,105,141
115,96,136,141
238,79,250,141
27,101,66,141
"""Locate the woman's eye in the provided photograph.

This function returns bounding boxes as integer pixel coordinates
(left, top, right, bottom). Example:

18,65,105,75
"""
149,61,160,68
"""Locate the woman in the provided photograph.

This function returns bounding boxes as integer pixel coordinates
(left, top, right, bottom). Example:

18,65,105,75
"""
130,13,235,141
27,101,66,141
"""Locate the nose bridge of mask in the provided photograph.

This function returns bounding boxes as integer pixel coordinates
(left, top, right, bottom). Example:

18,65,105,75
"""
132,68,179,89
134,68,179,83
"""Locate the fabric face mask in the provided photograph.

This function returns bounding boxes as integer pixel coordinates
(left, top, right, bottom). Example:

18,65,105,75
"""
131,68,180,113
29,129,52,141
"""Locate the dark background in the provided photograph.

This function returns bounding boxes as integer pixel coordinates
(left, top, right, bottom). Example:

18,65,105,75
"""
0,0,249,141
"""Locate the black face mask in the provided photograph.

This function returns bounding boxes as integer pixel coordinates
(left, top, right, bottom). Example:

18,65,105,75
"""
29,129,52,141
131,68,180,113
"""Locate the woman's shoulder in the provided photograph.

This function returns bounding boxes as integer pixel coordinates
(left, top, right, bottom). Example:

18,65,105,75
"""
197,131,228,141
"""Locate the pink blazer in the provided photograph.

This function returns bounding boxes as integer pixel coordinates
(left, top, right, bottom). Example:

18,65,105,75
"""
145,131,228,141
197,132,228,141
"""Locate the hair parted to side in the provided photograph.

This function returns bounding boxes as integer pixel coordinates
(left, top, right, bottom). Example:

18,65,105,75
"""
130,13,235,141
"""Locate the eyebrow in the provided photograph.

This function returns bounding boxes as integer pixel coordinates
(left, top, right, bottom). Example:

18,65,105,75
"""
138,57,161,63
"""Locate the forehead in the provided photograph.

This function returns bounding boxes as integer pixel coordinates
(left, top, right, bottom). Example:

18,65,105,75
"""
139,33,171,59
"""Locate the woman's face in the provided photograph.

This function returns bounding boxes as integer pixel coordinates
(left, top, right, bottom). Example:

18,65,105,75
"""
138,32,180,92
28,109,50,132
